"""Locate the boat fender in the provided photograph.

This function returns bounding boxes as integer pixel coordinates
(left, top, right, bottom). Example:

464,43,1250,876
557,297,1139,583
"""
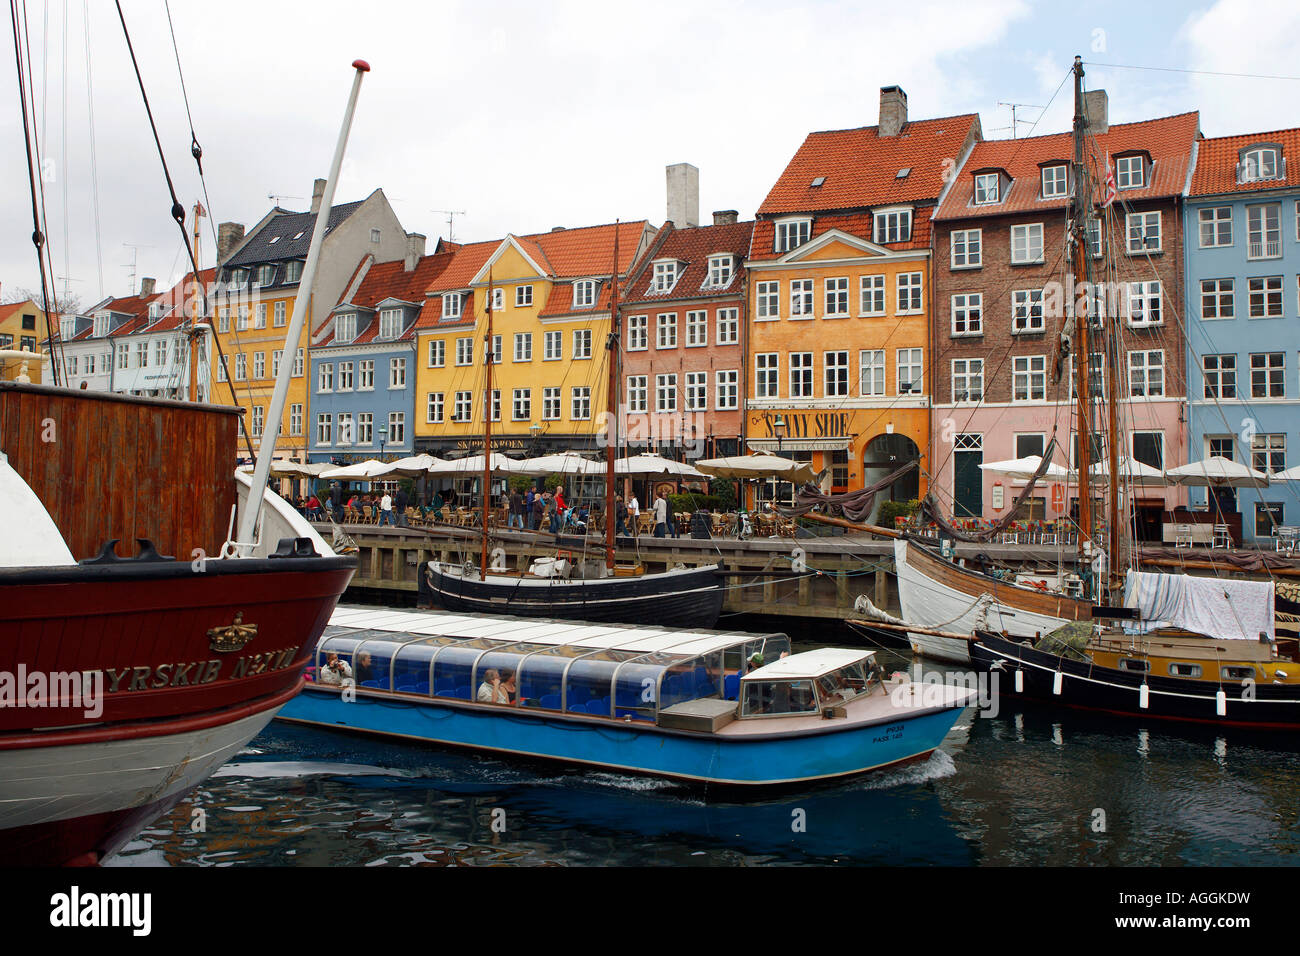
790,547,807,573
1138,683,1150,709
1216,689,1227,716
1052,670,1064,695
1015,669,1024,693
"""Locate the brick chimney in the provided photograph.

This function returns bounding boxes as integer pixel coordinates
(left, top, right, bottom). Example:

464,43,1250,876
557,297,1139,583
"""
216,222,245,265
666,163,699,229
1083,89,1109,135
310,177,327,215
139,277,156,297
712,210,739,226
404,232,426,273
879,86,908,137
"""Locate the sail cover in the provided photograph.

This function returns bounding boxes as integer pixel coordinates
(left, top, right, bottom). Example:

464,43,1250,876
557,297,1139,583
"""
1123,570,1274,642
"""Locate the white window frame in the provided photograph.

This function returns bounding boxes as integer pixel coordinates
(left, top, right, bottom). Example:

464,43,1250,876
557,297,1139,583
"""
860,275,886,316
896,273,923,314
790,279,814,318
686,310,708,346
974,172,1000,205
1041,164,1067,198
716,369,739,410
824,277,849,318
859,350,885,396
571,386,592,420
1010,223,1044,264
573,329,592,359
951,358,984,403
1116,155,1144,189
790,352,814,398
1201,279,1234,320
1127,281,1163,327
774,218,811,253
1012,289,1044,333
1012,355,1047,402
514,332,532,362
896,348,923,396
1128,349,1165,397
515,285,533,307
573,280,597,309
428,339,446,367
1126,210,1162,254
824,351,849,397
1199,206,1233,248
625,316,647,351
873,207,912,244
951,293,983,336
951,229,982,269
655,374,677,413
717,307,739,345
756,281,780,320
656,313,677,349
755,353,779,399
685,371,708,411
427,392,445,424
544,329,563,360
627,375,648,412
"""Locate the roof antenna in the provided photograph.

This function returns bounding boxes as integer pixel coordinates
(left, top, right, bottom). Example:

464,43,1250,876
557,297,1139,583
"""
994,102,1044,139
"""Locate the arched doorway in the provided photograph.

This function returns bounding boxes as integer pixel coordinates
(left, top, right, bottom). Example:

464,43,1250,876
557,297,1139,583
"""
862,433,920,524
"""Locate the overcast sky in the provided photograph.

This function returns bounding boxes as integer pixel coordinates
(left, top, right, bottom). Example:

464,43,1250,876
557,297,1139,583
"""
3,0,1298,308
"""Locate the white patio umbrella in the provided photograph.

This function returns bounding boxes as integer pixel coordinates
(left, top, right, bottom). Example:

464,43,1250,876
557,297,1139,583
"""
1269,464,1300,481
613,453,707,479
694,453,818,484
978,455,1070,481
239,460,329,478
517,452,605,476
1089,456,1167,486
426,452,530,475
320,459,393,480
372,453,446,478
1164,457,1269,488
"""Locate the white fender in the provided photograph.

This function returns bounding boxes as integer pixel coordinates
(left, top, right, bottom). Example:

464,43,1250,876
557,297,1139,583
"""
1053,670,1064,695
1138,683,1150,709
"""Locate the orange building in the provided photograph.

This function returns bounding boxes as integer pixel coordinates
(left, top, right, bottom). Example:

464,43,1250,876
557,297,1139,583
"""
746,87,980,517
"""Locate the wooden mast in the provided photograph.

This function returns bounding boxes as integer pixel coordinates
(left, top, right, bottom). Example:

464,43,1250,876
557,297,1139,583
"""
604,223,621,571
188,202,203,403
481,269,494,580
1070,56,1094,578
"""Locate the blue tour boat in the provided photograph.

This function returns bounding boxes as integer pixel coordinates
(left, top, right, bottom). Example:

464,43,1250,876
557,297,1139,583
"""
276,606,976,786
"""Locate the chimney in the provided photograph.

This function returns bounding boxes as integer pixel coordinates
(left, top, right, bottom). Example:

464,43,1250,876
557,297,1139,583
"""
310,177,327,215
551,226,566,232
139,277,156,297
666,163,700,229
879,86,908,137
404,232,426,272
712,210,739,226
1083,89,1109,135
216,222,245,265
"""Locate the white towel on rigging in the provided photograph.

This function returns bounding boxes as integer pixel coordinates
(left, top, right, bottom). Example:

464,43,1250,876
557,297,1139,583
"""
1124,570,1273,643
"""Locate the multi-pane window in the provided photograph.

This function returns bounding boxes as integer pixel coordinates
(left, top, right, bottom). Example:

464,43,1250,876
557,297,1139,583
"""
488,335,502,365
1128,281,1162,326
626,315,647,350
284,261,303,283
571,386,591,420
1251,352,1285,397
336,414,353,445
542,387,561,420
117,343,128,369
254,304,267,329
271,350,282,378
1086,219,1103,258
1248,276,1283,317
706,255,734,288
655,374,677,413
651,262,678,293
824,278,849,317
897,273,923,313
155,339,168,366
251,406,264,439
859,350,885,396
1199,206,1233,247
1209,436,1236,461
897,349,923,395
656,313,677,348
1252,434,1286,474
359,360,374,390
1012,289,1044,333
873,209,911,244
274,301,287,327
293,348,304,377
337,361,353,391
334,313,356,343
1126,211,1161,253
456,337,473,365
428,339,445,367
1116,155,1144,188
627,375,648,412
453,391,473,422
790,279,814,317
1201,279,1235,319
249,350,266,379
357,413,373,445
515,285,533,307
775,219,811,252
388,412,405,446
952,359,984,403
233,353,246,380
974,172,999,204
1247,203,1282,259
427,392,444,424
951,229,982,268
483,389,501,423
1069,352,1106,400
717,308,739,344
686,310,708,346
573,329,592,359
1010,223,1044,263
755,353,779,398
756,281,780,319
390,357,407,388
137,341,149,367
316,414,332,445
716,370,738,409
512,388,531,421
824,351,849,397
514,332,532,361
218,308,230,333
1013,355,1047,401
1202,354,1237,399
790,352,814,397
236,306,249,332
685,371,707,411
951,293,982,335
1041,164,1067,198
379,308,403,339
490,288,504,313
1243,147,1280,182
860,275,886,316
289,404,303,436
1128,350,1164,397
442,293,463,319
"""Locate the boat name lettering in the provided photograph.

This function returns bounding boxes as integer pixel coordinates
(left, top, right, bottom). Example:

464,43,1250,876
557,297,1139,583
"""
871,722,905,744
95,645,299,693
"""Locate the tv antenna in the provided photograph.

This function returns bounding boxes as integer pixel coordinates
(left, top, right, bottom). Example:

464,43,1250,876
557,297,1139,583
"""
431,209,467,243
994,101,1044,139
268,192,305,208
121,243,153,295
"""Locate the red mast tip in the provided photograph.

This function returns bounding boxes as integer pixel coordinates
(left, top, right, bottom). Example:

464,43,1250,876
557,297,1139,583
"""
352,59,371,72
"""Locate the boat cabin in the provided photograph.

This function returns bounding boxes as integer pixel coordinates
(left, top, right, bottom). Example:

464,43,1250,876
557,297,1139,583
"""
740,648,880,717
309,608,794,722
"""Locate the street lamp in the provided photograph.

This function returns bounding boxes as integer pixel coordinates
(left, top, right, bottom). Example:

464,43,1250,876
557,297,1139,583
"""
772,414,787,455
378,423,388,458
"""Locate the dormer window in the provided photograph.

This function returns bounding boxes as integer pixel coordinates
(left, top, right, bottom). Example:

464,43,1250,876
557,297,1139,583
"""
257,264,276,287
873,207,912,243
1041,164,1068,199
442,292,463,320
573,279,598,308
60,316,75,340
1116,154,1145,189
1241,146,1283,183
379,308,403,340
705,255,734,288
229,267,249,285
335,313,357,344
149,302,163,319
774,218,811,253
93,312,110,337
650,261,680,293
974,172,1000,205
284,260,304,283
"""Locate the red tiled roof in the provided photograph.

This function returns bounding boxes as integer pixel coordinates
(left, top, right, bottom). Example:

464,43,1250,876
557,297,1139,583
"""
424,240,499,293
758,114,981,217
623,220,755,303
0,300,40,323
1190,127,1300,196
935,111,1200,220
537,280,620,319
319,252,457,346
748,209,933,263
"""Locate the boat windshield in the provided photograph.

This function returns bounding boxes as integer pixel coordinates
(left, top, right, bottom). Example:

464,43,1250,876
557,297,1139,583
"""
814,662,872,706
740,680,819,717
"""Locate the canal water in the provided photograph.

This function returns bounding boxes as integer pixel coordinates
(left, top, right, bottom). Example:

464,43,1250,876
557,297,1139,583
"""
108,620,1300,867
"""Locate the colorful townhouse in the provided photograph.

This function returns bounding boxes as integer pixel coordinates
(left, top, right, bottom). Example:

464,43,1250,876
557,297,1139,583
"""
0,297,47,382
413,221,656,476
209,179,407,463
1185,127,1300,541
308,236,447,467
619,207,754,462
746,87,980,515
930,97,1198,539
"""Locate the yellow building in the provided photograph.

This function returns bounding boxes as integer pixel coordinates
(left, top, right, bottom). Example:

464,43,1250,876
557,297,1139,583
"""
0,299,46,383
414,222,654,462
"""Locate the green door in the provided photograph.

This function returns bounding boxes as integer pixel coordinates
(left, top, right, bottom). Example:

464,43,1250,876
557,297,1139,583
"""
954,442,982,518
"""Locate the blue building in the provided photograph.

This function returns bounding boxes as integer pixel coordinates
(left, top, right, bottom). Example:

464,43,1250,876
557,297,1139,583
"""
309,241,443,471
1185,129,1300,542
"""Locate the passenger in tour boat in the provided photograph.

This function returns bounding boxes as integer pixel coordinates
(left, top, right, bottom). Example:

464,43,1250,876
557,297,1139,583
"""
319,652,353,685
477,669,515,704
354,651,374,684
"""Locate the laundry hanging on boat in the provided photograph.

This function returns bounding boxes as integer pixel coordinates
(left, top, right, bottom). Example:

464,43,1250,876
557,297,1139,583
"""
1123,570,1274,643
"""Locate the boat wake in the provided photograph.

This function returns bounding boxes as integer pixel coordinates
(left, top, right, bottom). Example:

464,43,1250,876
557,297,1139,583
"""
212,760,404,780
849,750,958,791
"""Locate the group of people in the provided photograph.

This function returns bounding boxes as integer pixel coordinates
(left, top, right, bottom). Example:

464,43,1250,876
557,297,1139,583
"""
295,482,412,527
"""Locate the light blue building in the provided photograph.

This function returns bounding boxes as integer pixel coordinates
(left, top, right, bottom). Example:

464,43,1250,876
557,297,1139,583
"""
1185,130,1300,542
